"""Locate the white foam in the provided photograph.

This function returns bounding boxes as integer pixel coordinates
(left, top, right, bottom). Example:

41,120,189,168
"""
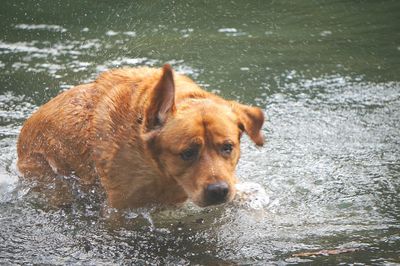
218,28,238,33
123,31,136,37
15,24,67,33
105,30,119,36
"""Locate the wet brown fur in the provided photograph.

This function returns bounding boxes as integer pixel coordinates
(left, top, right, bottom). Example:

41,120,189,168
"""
17,65,264,209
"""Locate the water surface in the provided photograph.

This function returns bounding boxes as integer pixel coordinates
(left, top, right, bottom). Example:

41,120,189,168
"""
1,0,399,264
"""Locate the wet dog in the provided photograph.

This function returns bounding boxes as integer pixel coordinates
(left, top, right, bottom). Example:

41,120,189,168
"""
17,65,264,209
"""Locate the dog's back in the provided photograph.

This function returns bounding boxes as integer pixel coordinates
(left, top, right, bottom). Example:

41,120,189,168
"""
17,83,100,182
18,67,169,181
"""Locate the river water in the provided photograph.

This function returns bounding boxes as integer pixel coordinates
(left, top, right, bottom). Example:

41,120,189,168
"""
1,0,399,264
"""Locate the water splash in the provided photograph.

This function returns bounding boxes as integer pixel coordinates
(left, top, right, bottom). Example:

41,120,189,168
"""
234,182,270,210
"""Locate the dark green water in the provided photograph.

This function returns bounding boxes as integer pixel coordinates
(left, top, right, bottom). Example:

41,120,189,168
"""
1,0,399,264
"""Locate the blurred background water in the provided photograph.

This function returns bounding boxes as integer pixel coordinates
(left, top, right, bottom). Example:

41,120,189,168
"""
0,0,399,264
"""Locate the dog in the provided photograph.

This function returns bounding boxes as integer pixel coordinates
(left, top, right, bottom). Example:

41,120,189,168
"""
17,64,264,209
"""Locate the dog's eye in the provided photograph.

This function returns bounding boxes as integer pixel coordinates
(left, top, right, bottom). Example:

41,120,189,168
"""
180,147,198,161
221,143,233,155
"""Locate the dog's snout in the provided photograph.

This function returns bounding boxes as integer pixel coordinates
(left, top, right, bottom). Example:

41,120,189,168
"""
205,181,229,205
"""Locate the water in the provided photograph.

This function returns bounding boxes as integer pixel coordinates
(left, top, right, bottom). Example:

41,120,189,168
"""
1,0,399,264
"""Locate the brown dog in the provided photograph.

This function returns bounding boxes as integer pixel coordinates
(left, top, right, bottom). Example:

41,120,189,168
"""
17,65,264,209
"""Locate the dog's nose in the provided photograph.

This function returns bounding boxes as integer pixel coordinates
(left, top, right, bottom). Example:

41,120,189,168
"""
205,181,229,205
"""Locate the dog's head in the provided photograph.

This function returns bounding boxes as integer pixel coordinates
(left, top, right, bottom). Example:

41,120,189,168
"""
144,65,264,207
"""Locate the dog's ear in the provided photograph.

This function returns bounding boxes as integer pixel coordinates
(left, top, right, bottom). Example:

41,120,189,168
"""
231,102,265,146
145,64,176,130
